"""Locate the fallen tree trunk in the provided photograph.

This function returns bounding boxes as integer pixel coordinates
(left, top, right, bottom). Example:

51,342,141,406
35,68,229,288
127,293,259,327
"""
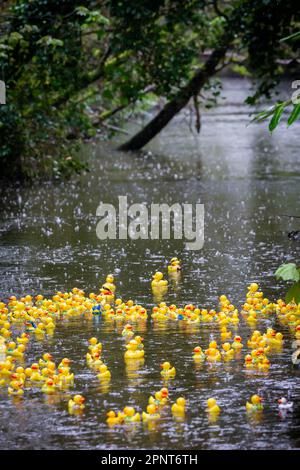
118,45,228,151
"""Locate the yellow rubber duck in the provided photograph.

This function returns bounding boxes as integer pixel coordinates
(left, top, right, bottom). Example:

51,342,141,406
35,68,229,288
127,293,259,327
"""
244,354,255,369
193,346,206,361
123,406,141,423
57,368,74,388
246,394,263,412
134,335,144,350
121,324,134,339
42,378,56,394
149,387,169,406
68,394,85,413
205,342,221,362
16,333,29,345
142,404,160,421
220,326,232,340
34,323,46,336
14,366,26,382
125,340,145,360
8,379,24,396
97,364,111,381
221,342,234,360
11,344,26,359
29,363,43,382
232,336,243,350
104,274,116,293
88,337,102,354
86,351,103,367
151,272,168,289
257,357,271,371
206,398,221,414
106,410,123,426
58,357,71,370
160,361,176,378
39,353,55,368
168,257,182,273
171,397,186,415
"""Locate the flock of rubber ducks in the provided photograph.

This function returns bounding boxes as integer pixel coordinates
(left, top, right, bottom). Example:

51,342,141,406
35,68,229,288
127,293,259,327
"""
0,258,299,425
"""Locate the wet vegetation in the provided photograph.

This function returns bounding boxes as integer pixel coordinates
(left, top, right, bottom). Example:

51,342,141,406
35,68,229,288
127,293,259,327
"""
0,0,299,178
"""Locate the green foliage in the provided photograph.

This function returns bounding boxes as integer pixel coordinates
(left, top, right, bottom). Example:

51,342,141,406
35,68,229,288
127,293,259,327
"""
275,263,300,282
252,100,300,131
0,0,299,179
275,263,300,304
286,282,300,304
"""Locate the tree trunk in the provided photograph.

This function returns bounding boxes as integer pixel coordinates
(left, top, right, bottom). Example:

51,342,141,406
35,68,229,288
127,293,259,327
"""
118,45,228,151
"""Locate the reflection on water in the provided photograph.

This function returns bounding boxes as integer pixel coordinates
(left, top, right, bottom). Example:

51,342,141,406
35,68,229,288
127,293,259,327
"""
0,79,300,449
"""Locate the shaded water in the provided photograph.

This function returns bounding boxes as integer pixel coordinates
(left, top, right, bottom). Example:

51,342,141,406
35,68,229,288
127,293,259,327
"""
0,78,299,449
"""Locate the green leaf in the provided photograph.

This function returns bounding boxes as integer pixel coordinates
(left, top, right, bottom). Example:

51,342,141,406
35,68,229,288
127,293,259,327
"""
269,103,284,132
288,104,300,126
275,263,300,282
280,31,300,43
285,281,300,304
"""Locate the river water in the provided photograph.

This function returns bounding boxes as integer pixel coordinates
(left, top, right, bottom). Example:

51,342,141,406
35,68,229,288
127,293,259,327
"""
0,78,299,449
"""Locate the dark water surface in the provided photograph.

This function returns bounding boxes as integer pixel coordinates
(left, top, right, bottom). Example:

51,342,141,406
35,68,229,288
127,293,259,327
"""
0,79,299,449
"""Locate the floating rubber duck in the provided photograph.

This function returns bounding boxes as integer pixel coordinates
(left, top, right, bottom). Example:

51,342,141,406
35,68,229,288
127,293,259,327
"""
142,404,160,421
134,335,144,350
34,323,46,336
39,353,55,369
8,378,24,396
171,397,186,415
88,337,102,354
123,406,141,423
205,341,221,362
16,333,29,345
149,387,169,406
57,367,74,388
86,351,103,367
206,398,221,414
11,344,26,359
125,340,144,360
168,257,181,274
92,304,103,315
244,354,255,369
221,342,234,360
151,272,168,289
257,357,271,371
100,280,115,303
246,395,263,412
278,397,293,411
160,361,176,379
232,336,243,350
193,346,206,361
29,363,43,382
220,326,232,340
264,330,284,347
97,364,111,381
68,394,85,413
121,324,134,339
58,357,71,371
42,378,56,394
104,274,116,293
106,410,123,426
